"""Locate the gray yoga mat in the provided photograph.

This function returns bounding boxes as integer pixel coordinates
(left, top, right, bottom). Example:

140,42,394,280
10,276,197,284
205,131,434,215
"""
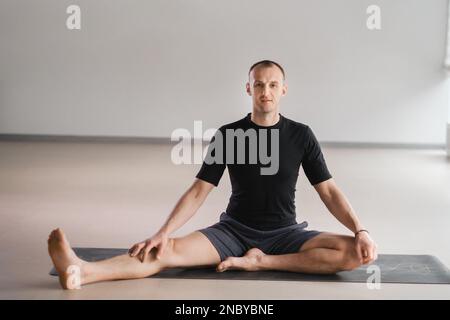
49,247,450,284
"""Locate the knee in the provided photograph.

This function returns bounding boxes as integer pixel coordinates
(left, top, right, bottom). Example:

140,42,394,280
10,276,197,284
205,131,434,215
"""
158,238,181,268
341,257,362,272
339,242,363,272
164,238,176,255
163,238,176,256
148,238,176,266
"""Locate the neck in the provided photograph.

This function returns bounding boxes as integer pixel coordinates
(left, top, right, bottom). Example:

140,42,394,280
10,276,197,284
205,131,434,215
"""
250,109,280,127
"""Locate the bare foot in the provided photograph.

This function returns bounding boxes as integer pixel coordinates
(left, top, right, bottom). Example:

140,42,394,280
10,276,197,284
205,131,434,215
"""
47,228,86,290
216,248,265,272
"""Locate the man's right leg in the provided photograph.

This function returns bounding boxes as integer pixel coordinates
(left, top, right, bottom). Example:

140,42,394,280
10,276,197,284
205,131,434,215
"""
48,228,221,289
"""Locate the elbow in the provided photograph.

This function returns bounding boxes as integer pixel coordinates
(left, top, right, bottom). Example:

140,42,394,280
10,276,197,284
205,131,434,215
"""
320,192,333,205
319,186,340,205
189,184,208,202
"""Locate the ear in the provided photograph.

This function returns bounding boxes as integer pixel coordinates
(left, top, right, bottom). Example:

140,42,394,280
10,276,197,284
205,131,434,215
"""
246,82,252,96
282,83,288,96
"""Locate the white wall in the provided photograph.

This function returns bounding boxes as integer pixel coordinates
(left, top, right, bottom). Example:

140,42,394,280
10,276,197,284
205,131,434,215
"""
0,0,448,144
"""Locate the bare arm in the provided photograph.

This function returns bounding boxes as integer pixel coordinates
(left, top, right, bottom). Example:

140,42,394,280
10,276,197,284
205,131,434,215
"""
314,178,378,263
313,178,364,234
158,178,215,235
129,178,215,261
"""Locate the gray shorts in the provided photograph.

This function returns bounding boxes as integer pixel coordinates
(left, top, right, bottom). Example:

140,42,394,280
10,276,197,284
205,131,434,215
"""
198,212,322,261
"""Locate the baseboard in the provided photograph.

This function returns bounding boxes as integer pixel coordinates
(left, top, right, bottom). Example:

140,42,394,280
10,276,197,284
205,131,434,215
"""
0,133,446,150
0,134,172,144
447,123,450,157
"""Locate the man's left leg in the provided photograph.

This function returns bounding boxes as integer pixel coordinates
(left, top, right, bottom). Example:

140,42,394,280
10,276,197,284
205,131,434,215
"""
216,232,363,274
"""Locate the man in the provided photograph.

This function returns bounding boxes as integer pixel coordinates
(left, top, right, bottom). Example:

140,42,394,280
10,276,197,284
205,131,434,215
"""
48,60,377,289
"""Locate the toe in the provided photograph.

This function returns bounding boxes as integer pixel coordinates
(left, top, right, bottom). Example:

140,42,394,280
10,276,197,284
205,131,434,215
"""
217,258,235,272
216,262,227,272
55,228,65,240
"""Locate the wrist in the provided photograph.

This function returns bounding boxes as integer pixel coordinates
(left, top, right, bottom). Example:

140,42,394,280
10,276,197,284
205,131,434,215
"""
159,226,170,236
354,229,369,237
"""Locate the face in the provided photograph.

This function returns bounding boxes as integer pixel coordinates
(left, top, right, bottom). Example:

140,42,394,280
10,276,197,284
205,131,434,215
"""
246,65,287,114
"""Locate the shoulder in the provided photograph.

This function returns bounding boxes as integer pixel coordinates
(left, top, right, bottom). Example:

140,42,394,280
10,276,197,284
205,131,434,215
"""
281,116,323,151
282,115,312,139
217,115,249,132
283,116,309,131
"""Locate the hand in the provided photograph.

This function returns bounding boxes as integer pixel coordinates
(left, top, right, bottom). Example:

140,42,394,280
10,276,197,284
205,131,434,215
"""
128,230,169,263
354,231,378,265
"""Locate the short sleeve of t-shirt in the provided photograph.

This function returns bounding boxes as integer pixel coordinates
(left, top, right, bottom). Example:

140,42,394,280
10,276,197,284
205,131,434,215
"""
195,128,226,187
302,126,332,185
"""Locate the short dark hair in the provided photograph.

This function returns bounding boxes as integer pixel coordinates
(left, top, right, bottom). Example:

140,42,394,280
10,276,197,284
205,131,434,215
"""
248,60,285,80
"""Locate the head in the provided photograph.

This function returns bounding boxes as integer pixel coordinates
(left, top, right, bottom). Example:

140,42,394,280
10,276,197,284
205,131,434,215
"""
246,60,287,114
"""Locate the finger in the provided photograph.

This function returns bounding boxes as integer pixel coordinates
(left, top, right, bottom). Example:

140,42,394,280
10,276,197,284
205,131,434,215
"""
363,247,368,257
369,247,375,260
133,243,146,257
157,242,166,260
364,248,371,260
131,243,144,257
141,244,154,263
362,251,370,264
363,248,371,264
130,244,139,256
139,245,147,262
372,246,378,262
365,246,376,264
355,243,363,263
128,245,137,256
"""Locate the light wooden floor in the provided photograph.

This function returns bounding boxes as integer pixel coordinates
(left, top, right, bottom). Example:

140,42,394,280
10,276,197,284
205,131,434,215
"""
0,141,449,299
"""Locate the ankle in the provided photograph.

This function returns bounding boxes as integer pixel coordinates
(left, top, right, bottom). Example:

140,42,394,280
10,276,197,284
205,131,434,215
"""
257,254,271,270
78,261,94,284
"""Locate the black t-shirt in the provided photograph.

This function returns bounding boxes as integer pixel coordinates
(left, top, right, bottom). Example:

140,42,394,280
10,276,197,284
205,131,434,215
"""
196,112,332,230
